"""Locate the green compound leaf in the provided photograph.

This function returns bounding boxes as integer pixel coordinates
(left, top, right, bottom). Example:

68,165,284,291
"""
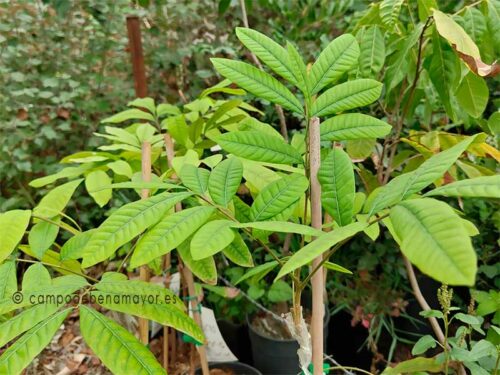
0,210,31,264
318,148,355,226
320,114,391,141
130,206,215,268
208,158,243,206
390,198,477,286
216,131,303,165
369,135,478,215
85,170,112,207
91,280,203,343
357,26,385,77
180,164,210,195
60,229,95,260
82,192,191,268
211,58,303,113
231,221,323,237
178,239,217,284
28,220,59,259
223,232,253,267
311,79,382,117
191,220,235,260
0,303,61,348
0,308,71,375
250,174,309,221
308,34,360,94
235,27,296,83
94,279,184,312
33,179,83,218
79,305,166,375
424,175,500,198
276,222,367,280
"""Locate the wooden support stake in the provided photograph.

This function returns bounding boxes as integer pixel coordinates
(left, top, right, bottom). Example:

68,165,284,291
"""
126,16,147,98
139,142,152,344
126,14,150,345
309,117,324,375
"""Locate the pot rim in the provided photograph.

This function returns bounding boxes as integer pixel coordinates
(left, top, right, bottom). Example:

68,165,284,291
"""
197,361,262,375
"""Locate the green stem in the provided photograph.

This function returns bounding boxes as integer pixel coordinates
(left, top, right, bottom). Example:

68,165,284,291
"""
32,215,80,235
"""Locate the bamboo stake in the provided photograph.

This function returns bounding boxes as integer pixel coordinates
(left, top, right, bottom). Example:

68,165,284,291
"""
164,134,210,375
126,14,150,345
139,142,152,344
309,117,324,375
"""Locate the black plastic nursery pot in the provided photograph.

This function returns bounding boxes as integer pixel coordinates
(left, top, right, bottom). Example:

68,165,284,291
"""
217,319,253,365
195,361,262,375
247,310,330,375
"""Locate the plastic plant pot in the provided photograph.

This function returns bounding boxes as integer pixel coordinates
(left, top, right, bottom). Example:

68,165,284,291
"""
195,361,262,375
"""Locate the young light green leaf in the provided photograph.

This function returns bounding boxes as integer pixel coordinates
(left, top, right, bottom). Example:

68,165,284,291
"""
0,210,31,264
33,179,83,218
235,27,296,83
95,181,183,192
412,335,437,355
425,175,500,198
0,261,16,301
318,148,355,226
320,114,391,141
190,220,235,260
205,99,243,130
85,170,112,207
0,308,70,375
308,34,360,94
286,41,309,93
128,97,156,114
60,230,94,260
79,306,167,375
130,206,215,268
311,79,382,117
29,165,91,188
383,357,443,375
369,135,477,214
455,72,489,118
357,26,385,77
462,7,487,45
208,157,243,206
211,58,303,113
22,263,51,292
390,198,477,286
231,221,323,237
385,24,424,90
324,262,352,274
235,261,278,285
427,29,460,120
268,280,293,302
216,131,303,165
250,174,309,221
28,220,59,259
180,165,210,195
101,108,155,123
379,0,404,29
276,222,367,280
0,303,61,347
223,232,253,267
82,192,191,268
107,160,133,178
178,239,217,285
